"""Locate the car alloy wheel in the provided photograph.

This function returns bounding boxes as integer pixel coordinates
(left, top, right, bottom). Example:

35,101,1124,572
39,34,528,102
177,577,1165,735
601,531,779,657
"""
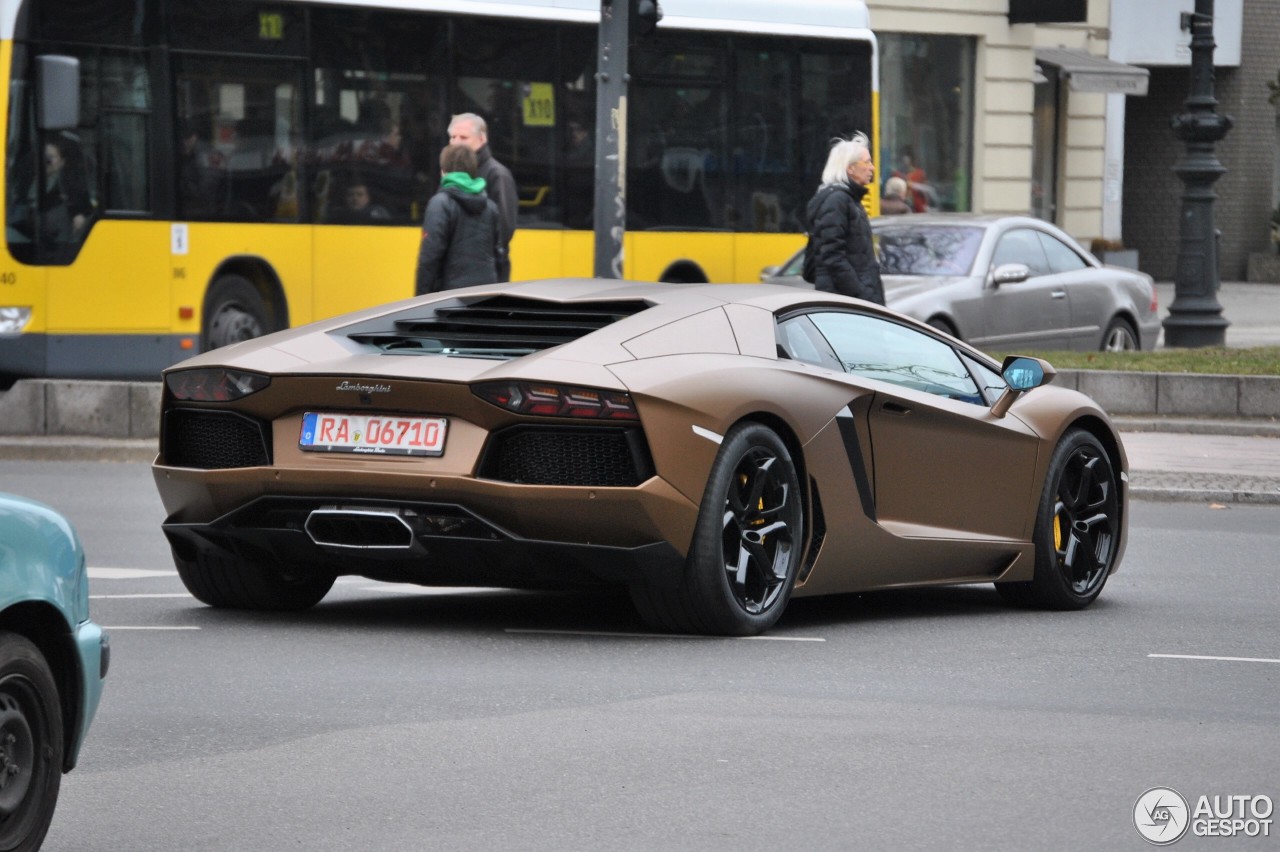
1002,429,1118,610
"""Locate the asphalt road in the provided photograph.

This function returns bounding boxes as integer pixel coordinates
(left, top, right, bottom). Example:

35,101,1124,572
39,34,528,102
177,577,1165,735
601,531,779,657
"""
5,459,1276,851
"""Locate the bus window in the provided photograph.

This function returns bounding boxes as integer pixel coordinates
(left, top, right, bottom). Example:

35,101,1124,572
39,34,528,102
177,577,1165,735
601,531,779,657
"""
453,18,566,229
6,45,151,263
310,7,448,225
174,56,304,222
630,34,728,231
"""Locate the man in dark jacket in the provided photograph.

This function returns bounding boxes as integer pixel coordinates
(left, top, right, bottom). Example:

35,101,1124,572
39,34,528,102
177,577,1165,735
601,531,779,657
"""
415,144,503,294
449,113,517,282
805,132,884,304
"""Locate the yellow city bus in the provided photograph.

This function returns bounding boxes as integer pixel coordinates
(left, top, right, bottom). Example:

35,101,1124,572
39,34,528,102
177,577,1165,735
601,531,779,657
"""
0,0,878,382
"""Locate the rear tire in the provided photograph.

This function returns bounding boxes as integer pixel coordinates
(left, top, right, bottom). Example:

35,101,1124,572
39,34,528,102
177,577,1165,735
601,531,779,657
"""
927,317,959,340
0,632,63,852
175,549,335,611
203,275,272,351
630,423,804,635
996,429,1119,610
1101,318,1138,352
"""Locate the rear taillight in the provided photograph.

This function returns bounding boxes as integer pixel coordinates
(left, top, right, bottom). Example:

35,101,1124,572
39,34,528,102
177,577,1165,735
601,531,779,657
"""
1149,289,1159,314
472,380,639,420
166,369,270,401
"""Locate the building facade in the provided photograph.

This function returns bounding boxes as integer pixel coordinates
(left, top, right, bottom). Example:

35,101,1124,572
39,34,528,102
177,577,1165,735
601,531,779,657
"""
869,0,1133,243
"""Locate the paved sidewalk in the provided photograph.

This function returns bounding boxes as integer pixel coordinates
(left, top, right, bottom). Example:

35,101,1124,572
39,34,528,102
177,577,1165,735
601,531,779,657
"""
1121,429,1280,504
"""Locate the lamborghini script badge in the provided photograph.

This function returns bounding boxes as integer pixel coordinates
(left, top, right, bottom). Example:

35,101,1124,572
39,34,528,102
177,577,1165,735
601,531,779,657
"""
335,381,392,394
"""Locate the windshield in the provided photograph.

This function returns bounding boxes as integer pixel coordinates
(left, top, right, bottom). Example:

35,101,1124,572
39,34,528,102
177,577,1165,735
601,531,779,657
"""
875,225,984,276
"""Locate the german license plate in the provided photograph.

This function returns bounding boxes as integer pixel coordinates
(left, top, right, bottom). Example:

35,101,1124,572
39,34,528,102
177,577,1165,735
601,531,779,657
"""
300,412,447,456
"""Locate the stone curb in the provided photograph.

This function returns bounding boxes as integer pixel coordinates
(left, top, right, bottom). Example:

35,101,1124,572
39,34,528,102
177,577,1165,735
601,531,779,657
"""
1055,370,1280,418
1129,487,1280,505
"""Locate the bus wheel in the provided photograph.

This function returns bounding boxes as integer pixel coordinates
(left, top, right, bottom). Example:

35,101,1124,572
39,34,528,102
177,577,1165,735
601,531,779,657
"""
204,275,271,351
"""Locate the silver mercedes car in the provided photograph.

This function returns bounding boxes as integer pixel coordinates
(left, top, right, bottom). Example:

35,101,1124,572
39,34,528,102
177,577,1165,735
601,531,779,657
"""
761,214,1161,352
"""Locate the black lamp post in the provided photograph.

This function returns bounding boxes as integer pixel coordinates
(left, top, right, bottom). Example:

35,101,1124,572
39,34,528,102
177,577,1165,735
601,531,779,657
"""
1163,0,1233,347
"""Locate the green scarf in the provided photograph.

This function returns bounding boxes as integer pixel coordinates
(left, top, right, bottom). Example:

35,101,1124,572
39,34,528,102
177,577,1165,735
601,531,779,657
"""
441,171,487,194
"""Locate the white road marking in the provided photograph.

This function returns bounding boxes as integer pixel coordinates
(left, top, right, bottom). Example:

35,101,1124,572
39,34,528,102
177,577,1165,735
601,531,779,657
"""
89,567,178,579
506,628,824,642
92,593,192,599
103,626,201,631
353,583,520,595
1149,653,1280,664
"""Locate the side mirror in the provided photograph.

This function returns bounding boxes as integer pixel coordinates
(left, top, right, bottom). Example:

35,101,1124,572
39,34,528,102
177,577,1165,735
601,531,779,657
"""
760,265,780,280
990,356,1056,418
37,55,80,130
991,263,1030,286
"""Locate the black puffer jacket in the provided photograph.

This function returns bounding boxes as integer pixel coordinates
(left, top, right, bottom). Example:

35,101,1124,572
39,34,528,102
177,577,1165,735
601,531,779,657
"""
805,181,884,304
415,187,503,294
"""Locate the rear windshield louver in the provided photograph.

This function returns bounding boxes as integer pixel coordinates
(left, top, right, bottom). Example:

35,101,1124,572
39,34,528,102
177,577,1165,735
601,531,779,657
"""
344,295,651,359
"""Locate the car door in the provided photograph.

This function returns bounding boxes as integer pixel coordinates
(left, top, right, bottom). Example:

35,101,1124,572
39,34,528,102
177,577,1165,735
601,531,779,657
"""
804,310,1042,585
982,227,1072,350
1035,230,1109,350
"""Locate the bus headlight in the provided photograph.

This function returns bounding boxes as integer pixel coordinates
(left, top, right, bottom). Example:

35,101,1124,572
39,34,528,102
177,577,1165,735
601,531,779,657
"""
0,307,31,335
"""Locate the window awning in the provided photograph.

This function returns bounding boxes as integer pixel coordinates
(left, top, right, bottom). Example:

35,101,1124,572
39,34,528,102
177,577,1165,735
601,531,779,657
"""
1034,47,1149,96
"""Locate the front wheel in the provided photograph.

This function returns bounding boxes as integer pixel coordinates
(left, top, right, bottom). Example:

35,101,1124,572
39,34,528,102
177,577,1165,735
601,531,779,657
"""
175,549,335,611
630,423,804,635
0,632,63,852
997,429,1119,609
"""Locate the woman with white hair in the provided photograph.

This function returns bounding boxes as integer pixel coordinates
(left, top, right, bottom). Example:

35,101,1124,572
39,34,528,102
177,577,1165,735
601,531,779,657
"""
803,132,884,304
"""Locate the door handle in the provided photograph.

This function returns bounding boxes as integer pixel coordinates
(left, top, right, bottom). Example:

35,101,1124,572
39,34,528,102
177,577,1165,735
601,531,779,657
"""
1051,290,1067,300
881,401,912,416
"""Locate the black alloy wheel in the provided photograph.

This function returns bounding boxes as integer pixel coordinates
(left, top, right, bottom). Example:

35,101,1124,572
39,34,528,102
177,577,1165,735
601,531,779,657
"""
630,422,804,635
998,429,1119,609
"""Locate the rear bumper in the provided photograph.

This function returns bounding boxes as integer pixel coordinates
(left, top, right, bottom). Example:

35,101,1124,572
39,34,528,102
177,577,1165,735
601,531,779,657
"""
162,495,687,591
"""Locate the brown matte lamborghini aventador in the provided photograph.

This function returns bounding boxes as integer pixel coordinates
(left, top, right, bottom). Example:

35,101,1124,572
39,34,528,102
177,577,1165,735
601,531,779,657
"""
151,280,1129,636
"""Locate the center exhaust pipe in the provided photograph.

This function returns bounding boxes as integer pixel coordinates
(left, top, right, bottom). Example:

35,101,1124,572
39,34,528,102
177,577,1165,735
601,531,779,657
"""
304,506,414,549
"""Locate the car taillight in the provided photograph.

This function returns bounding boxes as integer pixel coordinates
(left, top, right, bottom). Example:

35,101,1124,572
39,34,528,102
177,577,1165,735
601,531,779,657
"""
166,369,270,401
1150,289,1159,314
472,380,639,420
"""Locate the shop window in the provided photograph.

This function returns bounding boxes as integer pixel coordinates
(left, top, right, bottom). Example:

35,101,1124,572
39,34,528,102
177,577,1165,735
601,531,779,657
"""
879,34,975,213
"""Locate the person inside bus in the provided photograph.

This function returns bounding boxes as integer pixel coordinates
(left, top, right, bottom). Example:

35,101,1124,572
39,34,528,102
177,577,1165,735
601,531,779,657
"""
39,136,93,243
329,174,391,224
804,132,884,304
178,119,226,219
415,143,503,295
447,112,516,282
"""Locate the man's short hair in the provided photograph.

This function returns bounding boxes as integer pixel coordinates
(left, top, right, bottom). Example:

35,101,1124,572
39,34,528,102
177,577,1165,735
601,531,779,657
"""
448,112,487,137
440,143,478,176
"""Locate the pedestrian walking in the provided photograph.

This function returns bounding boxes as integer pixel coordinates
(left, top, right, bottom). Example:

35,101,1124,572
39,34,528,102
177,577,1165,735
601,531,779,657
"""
448,112,517,281
414,143,503,294
804,132,884,304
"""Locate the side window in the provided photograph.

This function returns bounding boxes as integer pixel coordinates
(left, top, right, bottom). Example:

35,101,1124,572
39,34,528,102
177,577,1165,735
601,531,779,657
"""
991,228,1050,277
311,8,448,225
807,311,984,404
776,315,842,370
1037,231,1089,274
5,45,151,263
175,56,304,222
630,34,726,230
962,353,1007,405
454,18,563,228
